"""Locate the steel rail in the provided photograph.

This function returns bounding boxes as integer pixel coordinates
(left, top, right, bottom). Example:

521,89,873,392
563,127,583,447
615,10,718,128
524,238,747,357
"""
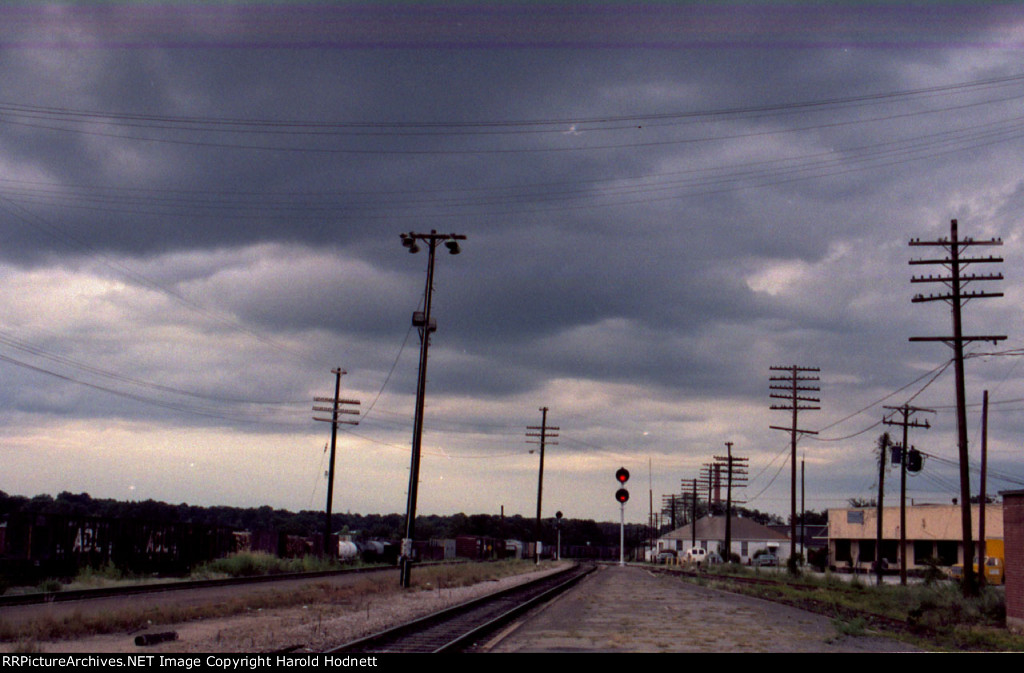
326,562,596,654
0,563,402,607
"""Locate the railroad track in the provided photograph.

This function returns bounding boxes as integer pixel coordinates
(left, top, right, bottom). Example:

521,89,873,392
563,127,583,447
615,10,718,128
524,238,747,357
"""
0,564,398,607
326,562,596,654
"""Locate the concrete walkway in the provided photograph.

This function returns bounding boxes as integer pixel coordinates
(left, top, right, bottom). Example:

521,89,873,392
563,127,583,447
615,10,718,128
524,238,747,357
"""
486,564,925,653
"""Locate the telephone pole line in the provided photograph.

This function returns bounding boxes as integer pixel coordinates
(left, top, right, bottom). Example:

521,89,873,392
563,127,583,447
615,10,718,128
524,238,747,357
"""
882,404,933,585
527,407,558,565
909,218,1004,596
312,368,360,559
770,365,820,564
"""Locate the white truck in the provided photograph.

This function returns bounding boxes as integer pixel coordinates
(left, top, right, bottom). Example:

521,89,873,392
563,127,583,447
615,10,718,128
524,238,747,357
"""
685,547,707,565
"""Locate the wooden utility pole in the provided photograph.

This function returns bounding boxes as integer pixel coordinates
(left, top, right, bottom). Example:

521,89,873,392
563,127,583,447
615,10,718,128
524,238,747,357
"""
312,368,360,559
527,407,558,564
980,390,989,581
690,479,698,547
770,365,820,565
875,432,891,587
661,493,679,530
909,219,1004,596
713,443,748,562
882,404,933,585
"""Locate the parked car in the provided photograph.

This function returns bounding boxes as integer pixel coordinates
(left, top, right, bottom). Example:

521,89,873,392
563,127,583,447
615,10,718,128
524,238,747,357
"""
706,551,724,565
752,551,779,567
655,550,677,563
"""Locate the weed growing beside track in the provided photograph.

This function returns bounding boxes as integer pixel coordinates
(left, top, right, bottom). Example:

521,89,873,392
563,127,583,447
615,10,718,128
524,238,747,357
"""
669,563,1024,652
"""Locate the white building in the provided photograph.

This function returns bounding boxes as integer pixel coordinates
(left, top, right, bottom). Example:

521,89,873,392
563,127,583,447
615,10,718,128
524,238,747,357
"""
657,515,792,564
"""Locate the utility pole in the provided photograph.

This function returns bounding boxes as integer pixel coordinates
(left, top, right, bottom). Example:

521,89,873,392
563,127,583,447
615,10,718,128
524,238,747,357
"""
875,432,891,587
527,407,558,565
661,494,680,530
690,479,698,548
713,443,748,563
648,458,654,560
770,365,820,564
909,219,1004,597
800,458,805,560
398,230,466,588
697,463,721,511
980,390,989,581
883,404,933,585
312,368,360,559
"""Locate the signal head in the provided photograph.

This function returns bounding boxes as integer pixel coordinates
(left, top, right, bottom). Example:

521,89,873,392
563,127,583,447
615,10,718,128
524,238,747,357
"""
615,467,629,484
615,488,629,504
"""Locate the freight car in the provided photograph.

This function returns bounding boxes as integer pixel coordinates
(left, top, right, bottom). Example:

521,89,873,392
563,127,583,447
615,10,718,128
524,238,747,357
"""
455,535,506,560
0,512,236,583
360,539,398,564
234,529,326,558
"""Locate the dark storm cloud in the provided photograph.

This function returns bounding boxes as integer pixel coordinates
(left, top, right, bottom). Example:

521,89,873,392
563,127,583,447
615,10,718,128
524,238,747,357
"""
2,3,1024,518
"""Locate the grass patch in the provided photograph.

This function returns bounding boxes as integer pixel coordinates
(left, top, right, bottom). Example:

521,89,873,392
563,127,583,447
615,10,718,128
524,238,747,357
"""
831,616,868,637
686,565,1023,652
192,551,344,578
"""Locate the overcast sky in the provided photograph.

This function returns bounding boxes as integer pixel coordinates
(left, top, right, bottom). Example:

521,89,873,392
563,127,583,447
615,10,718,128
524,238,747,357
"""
1,3,1023,528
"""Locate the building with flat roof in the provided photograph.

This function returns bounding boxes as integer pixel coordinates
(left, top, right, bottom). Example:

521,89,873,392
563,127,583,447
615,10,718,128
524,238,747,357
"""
827,503,1003,571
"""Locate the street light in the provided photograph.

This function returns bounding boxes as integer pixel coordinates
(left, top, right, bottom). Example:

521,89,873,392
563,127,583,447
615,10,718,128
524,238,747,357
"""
398,230,466,588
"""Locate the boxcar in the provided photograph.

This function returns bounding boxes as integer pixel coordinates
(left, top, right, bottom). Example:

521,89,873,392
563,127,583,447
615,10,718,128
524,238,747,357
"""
0,512,236,581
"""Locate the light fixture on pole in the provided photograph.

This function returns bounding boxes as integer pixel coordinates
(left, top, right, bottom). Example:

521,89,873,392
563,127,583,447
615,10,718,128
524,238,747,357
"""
398,230,466,588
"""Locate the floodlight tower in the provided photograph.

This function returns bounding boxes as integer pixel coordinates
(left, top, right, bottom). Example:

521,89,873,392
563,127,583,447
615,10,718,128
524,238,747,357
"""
398,230,466,588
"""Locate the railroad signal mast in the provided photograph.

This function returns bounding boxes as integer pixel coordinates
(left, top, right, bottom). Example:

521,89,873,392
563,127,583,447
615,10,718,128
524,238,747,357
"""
909,218,1004,596
770,365,820,562
615,467,629,566
312,367,360,558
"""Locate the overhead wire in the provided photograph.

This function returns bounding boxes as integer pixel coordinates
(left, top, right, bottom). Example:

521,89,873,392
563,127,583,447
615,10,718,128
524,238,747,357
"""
3,69,1024,487
3,69,1024,135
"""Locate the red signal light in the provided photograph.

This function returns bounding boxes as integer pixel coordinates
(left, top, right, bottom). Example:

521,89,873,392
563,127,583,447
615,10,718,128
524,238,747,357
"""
615,467,629,484
616,488,629,504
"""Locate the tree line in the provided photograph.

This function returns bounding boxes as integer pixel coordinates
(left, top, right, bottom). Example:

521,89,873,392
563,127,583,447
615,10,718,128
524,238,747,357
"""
1,490,809,549
0,491,643,549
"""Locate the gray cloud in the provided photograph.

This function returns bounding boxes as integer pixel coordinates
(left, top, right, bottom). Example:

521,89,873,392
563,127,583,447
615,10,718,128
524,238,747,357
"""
1,4,1022,521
